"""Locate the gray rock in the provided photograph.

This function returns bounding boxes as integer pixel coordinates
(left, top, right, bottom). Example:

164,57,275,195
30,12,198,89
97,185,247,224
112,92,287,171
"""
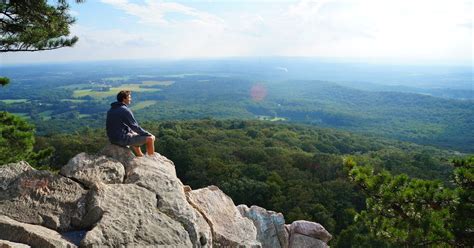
0,215,76,248
124,153,212,247
289,220,332,243
238,205,289,248
289,233,328,248
0,162,87,231
0,239,30,248
0,161,32,191
186,186,261,247
99,144,135,169
81,183,192,247
60,152,125,188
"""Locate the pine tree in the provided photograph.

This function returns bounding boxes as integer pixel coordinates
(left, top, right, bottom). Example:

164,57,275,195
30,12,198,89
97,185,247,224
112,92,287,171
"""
0,0,82,166
452,156,474,246
0,111,35,165
0,0,82,53
345,157,457,246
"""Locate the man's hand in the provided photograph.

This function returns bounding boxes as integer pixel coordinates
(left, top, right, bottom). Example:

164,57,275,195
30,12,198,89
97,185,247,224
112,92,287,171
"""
146,134,155,144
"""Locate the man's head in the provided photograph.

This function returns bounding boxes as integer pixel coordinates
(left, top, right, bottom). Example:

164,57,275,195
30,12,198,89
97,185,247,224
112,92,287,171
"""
117,90,132,105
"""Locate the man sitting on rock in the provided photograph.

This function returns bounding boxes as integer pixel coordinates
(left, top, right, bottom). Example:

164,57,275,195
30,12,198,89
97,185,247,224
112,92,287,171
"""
106,90,155,156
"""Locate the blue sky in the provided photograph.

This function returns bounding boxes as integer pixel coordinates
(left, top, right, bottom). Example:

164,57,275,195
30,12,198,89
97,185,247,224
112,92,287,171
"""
1,0,472,65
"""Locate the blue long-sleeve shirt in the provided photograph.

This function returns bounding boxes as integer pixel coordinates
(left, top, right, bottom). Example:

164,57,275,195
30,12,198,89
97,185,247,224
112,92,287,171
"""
106,101,151,145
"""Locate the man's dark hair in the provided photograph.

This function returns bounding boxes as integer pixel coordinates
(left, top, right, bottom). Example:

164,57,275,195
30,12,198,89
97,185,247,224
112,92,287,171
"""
117,90,131,102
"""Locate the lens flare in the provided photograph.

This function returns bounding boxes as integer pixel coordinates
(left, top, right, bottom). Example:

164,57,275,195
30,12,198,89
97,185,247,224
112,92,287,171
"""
250,84,267,102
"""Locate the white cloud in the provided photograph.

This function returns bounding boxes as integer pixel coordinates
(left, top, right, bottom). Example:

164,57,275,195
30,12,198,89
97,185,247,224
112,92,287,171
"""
1,0,471,64
101,0,225,28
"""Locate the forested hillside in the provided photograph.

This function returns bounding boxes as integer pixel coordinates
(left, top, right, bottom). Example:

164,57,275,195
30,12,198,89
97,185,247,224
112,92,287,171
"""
1,66,472,152
33,119,465,246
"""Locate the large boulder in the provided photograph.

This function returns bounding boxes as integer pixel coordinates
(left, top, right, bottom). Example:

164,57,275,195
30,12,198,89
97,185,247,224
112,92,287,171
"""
60,152,125,188
101,146,212,247
186,186,261,247
125,154,212,247
237,205,289,248
289,233,328,248
80,183,192,247
289,220,332,243
99,144,135,169
0,215,76,248
0,162,87,231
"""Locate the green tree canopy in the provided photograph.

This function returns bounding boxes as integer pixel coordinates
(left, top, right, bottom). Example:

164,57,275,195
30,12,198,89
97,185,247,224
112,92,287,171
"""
0,0,82,53
452,156,474,246
0,111,35,164
345,159,458,247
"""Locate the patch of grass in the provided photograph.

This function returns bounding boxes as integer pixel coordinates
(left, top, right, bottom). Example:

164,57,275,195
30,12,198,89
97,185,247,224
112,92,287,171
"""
0,99,28,104
72,84,161,99
131,100,157,111
79,114,91,118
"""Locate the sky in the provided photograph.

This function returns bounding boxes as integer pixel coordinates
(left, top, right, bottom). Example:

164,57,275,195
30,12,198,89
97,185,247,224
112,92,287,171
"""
1,0,473,65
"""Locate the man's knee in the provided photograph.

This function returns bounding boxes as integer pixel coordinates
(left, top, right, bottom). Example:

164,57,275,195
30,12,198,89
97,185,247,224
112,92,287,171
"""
146,136,155,142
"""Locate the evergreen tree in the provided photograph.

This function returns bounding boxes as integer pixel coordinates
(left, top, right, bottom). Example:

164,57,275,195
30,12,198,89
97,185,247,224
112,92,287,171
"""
0,111,34,164
0,0,82,53
0,0,82,166
452,156,474,246
345,157,457,246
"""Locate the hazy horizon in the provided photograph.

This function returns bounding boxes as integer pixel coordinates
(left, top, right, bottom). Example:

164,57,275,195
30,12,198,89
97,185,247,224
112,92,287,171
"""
1,57,472,92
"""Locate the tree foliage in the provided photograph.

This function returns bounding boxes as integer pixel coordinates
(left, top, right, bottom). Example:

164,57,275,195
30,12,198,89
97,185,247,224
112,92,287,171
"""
345,156,474,247
0,111,34,164
0,77,10,86
452,156,474,246
0,0,81,166
0,0,82,52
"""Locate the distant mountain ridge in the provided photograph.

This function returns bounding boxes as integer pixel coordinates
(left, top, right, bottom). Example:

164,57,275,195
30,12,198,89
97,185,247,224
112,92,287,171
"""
245,80,474,152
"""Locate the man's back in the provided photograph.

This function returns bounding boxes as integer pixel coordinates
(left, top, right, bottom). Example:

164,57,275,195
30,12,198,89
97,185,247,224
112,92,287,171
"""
106,101,131,145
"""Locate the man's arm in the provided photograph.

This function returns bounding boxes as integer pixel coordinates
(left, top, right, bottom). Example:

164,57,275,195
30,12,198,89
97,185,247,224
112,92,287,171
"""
122,108,152,136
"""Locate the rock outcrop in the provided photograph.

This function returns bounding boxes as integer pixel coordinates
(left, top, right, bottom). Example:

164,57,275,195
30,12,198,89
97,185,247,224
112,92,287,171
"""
60,152,125,188
0,144,332,247
237,205,289,248
122,153,212,247
80,183,192,247
186,186,260,247
289,220,332,244
0,162,87,231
